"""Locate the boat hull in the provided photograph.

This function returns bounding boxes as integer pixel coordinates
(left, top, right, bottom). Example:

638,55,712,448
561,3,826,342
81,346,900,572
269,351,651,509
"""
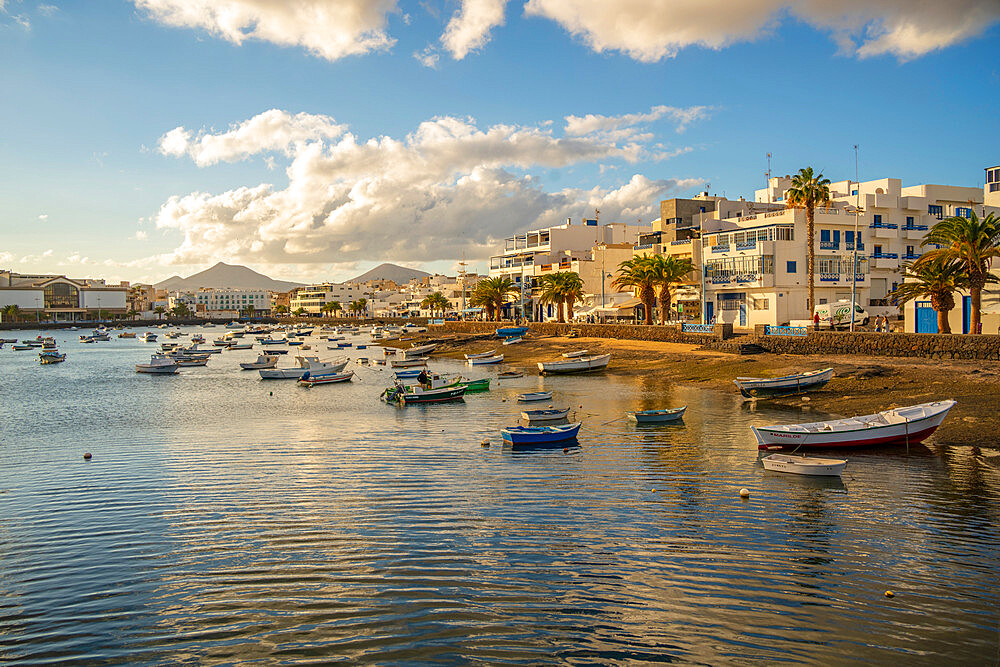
629,407,686,423
761,454,847,476
501,422,581,445
517,392,552,402
521,408,570,422
537,354,610,375
384,385,467,404
734,368,834,399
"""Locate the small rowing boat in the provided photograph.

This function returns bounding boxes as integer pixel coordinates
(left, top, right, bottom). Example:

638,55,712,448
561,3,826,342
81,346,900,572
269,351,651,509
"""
561,349,588,358
464,349,497,359
467,354,503,366
521,407,570,422
390,357,429,368
627,406,686,423
761,453,847,476
501,422,581,446
517,391,552,402
497,371,524,379
502,337,522,345
734,368,834,399
537,353,610,375
298,370,354,386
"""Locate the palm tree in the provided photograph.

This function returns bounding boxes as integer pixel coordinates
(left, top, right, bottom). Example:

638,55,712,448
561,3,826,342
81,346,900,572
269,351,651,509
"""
888,259,970,334
475,276,519,321
558,272,585,322
469,284,494,321
613,255,658,325
292,307,305,317
421,292,451,317
534,273,567,322
171,302,192,319
274,304,288,316
126,309,139,321
915,211,1000,334
650,255,694,325
320,302,336,318
785,167,832,316
153,306,166,321
330,301,342,317
2,304,23,323
241,304,256,320
357,298,368,318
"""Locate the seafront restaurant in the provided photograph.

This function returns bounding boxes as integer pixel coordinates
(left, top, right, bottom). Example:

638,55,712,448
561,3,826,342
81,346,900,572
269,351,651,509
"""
0,274,128,322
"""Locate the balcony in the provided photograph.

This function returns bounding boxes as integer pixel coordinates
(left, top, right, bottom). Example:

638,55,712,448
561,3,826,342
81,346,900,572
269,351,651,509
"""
870,221,898,238
735,241,756,251
903,252,922,261
844,242,865,251
902,224,928,240
819,273,840,282
710,244,731,253
819,241,839,250
870,252,899,269
635,243,654,250
670,239,692,246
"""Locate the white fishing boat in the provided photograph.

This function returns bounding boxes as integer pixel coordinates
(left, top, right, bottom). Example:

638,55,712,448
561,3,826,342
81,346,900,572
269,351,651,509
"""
537,353,610,375
259,356,349,380
517,391,552,402
627,406,687,423
502,337,522,345
761,453,847,476
390,357,429,368
752,399,956,450
135,354,179,374
174,356,209,367
403,343,437,358
734,368,835,399
139,332,157,342
464,349,497,360
298,370,354,386
467,354,504,366
562,349,588,358
520,407,570,422
240,354,278,370
226,342,253,350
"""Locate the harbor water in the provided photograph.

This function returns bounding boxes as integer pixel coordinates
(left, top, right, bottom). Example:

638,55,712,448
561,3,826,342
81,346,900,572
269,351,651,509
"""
1,327,998,663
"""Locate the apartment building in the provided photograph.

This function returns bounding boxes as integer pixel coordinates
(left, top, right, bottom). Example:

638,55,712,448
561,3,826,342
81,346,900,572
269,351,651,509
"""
196,288,272,316
289,282,372,315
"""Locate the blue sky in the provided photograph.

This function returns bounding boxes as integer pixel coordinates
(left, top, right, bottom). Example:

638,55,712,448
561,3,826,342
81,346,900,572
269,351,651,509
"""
1,0,998,284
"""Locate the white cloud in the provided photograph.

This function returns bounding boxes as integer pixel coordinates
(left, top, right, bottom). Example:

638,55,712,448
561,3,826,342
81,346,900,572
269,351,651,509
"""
413,46,440,68
565,105,713,139
440,0,508,59
523,0,1000,61
152,109,702,267
133,0,399,61
134,230,149,240
38,214,48,221
0,251,13,263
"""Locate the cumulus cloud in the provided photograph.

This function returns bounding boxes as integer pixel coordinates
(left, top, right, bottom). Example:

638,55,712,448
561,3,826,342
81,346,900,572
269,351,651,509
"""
133,0,398,61
441,0,508,59
565,105,713,139
523,0,1000,61
37,214,48,221
152,108,703,267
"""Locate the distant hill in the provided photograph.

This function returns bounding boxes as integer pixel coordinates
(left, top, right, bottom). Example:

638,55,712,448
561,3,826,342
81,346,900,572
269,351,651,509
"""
348,263,430,284
154,262,305,292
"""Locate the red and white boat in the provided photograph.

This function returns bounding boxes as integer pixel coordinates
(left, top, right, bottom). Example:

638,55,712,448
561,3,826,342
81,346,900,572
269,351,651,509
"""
753,400,956,450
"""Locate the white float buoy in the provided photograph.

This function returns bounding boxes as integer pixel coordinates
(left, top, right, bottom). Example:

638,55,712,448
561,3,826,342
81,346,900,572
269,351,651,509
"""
739,488,750,498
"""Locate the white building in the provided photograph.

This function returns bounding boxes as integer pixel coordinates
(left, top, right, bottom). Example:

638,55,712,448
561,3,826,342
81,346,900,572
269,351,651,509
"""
196,288,272,316
289,282,373,315
0,272,128,321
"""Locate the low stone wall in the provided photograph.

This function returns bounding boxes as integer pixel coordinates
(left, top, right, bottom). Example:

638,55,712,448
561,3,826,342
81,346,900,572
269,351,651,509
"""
435,321,734,344
752,329,1000,360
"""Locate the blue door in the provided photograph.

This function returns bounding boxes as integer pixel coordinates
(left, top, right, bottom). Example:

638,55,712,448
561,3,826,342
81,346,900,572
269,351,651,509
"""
739,303,747,326
915,301,937,333
962,295,971,334
705,301,714,324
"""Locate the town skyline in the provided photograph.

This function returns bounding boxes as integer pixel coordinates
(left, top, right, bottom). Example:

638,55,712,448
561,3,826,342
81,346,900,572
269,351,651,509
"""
2,1,998,285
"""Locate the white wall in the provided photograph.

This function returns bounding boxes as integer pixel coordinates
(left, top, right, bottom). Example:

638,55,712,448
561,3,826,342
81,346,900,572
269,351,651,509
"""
80,290,126,309
0,288,44,309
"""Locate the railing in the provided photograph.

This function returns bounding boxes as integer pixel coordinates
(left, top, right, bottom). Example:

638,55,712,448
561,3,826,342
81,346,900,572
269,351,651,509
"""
819,241,839,250
635,243,654,250
734,273,761,283
764,325,808,336
819,273,840,282
871,252,898,259
681,323,714,333
738,215,758,222
903,253,922,260
844,242,865,251
670,239,692,246
711,244,730,253
870,221,898,229
764,210,786,218
735,241,756,250
710,276,732,284
902,224,928,231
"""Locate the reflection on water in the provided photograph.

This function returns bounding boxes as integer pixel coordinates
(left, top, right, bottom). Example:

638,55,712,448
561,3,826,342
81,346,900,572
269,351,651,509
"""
1,327,998,663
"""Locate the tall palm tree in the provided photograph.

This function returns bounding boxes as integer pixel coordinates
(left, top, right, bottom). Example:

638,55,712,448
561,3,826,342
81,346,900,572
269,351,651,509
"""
2,304,23,323
469,283,495,321
476,276,518,321
153,306,166,321
293,307,305,317
421,292,451,317
357,298,368,318
242,304,255,320
613,255,658,325
321,302,336,317
888,259,969,334
330,301,342,317
915,211,1000,334
126,309,138,321
558,271,585,321
274,304,288,316
785,167,831,316
534,273,567,322
650,255,694,325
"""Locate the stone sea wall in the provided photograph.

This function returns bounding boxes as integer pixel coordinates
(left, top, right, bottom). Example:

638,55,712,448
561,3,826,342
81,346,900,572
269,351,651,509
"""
436,321,733,344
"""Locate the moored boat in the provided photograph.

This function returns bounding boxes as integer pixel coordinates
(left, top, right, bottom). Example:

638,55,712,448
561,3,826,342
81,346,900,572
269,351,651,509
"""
403,343,437,358
628,406,687,423
259,356,348,380
240,354,279,370
502,337,522,345
464,349,497,359
455,377,490,393
562,349,588,358
136,354,179,374
501,422,581,446
761,453,847,476
298,370,354,386
139,332,158,342
496,326,528,338
521,407,570,422
517,391,552,402
381,374,466,405
39,351,67,364
752,400,956,450
537,353,610,375
467,354,503,366
734,368,835,399
390,357,429,368
118,331,136,338
497,371,524,379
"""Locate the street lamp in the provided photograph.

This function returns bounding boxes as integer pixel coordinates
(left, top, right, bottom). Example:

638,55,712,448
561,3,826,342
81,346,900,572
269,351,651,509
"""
35,296,40,323
851,144,860,332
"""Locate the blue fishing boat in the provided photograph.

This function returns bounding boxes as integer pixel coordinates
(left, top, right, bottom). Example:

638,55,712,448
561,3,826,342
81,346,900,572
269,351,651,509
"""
393,369,423,379
627,406,686,423
496,326,528,338
501,422,581,446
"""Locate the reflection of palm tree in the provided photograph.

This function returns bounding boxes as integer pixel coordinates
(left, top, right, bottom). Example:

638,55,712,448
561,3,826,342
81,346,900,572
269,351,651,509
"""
785,167,831,315
613,255,657,324
888,259,968,334
916,211,1000,334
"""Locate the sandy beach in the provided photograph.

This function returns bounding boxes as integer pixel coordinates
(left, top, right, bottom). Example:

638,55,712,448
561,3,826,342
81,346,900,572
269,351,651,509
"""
402,331,1000,449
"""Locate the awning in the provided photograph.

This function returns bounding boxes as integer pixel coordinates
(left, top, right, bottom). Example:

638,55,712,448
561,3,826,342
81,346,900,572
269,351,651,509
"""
612,297,643,309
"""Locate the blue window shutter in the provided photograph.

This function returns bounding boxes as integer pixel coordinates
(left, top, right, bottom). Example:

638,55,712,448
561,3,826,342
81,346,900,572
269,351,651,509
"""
787,261,796,273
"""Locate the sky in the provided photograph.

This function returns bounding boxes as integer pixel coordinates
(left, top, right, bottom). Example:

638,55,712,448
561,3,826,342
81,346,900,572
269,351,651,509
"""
1,0,998,285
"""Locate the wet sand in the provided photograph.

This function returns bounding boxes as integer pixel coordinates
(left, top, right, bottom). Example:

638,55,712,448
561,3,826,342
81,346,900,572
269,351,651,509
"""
391,332,1000,448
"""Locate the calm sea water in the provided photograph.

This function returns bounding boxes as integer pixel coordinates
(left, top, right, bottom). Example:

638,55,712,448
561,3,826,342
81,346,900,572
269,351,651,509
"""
1,326,998,664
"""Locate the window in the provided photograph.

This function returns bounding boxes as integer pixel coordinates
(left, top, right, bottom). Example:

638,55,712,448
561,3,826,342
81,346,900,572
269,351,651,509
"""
906,245,915,256
873,214,882,225
874,244,883,255
956,207,972,219
845,231,854,243
833,230,840,244
906,216,914,226
851,189,858,196
787,261,797,273
929,204,943,218
820,229,830,243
